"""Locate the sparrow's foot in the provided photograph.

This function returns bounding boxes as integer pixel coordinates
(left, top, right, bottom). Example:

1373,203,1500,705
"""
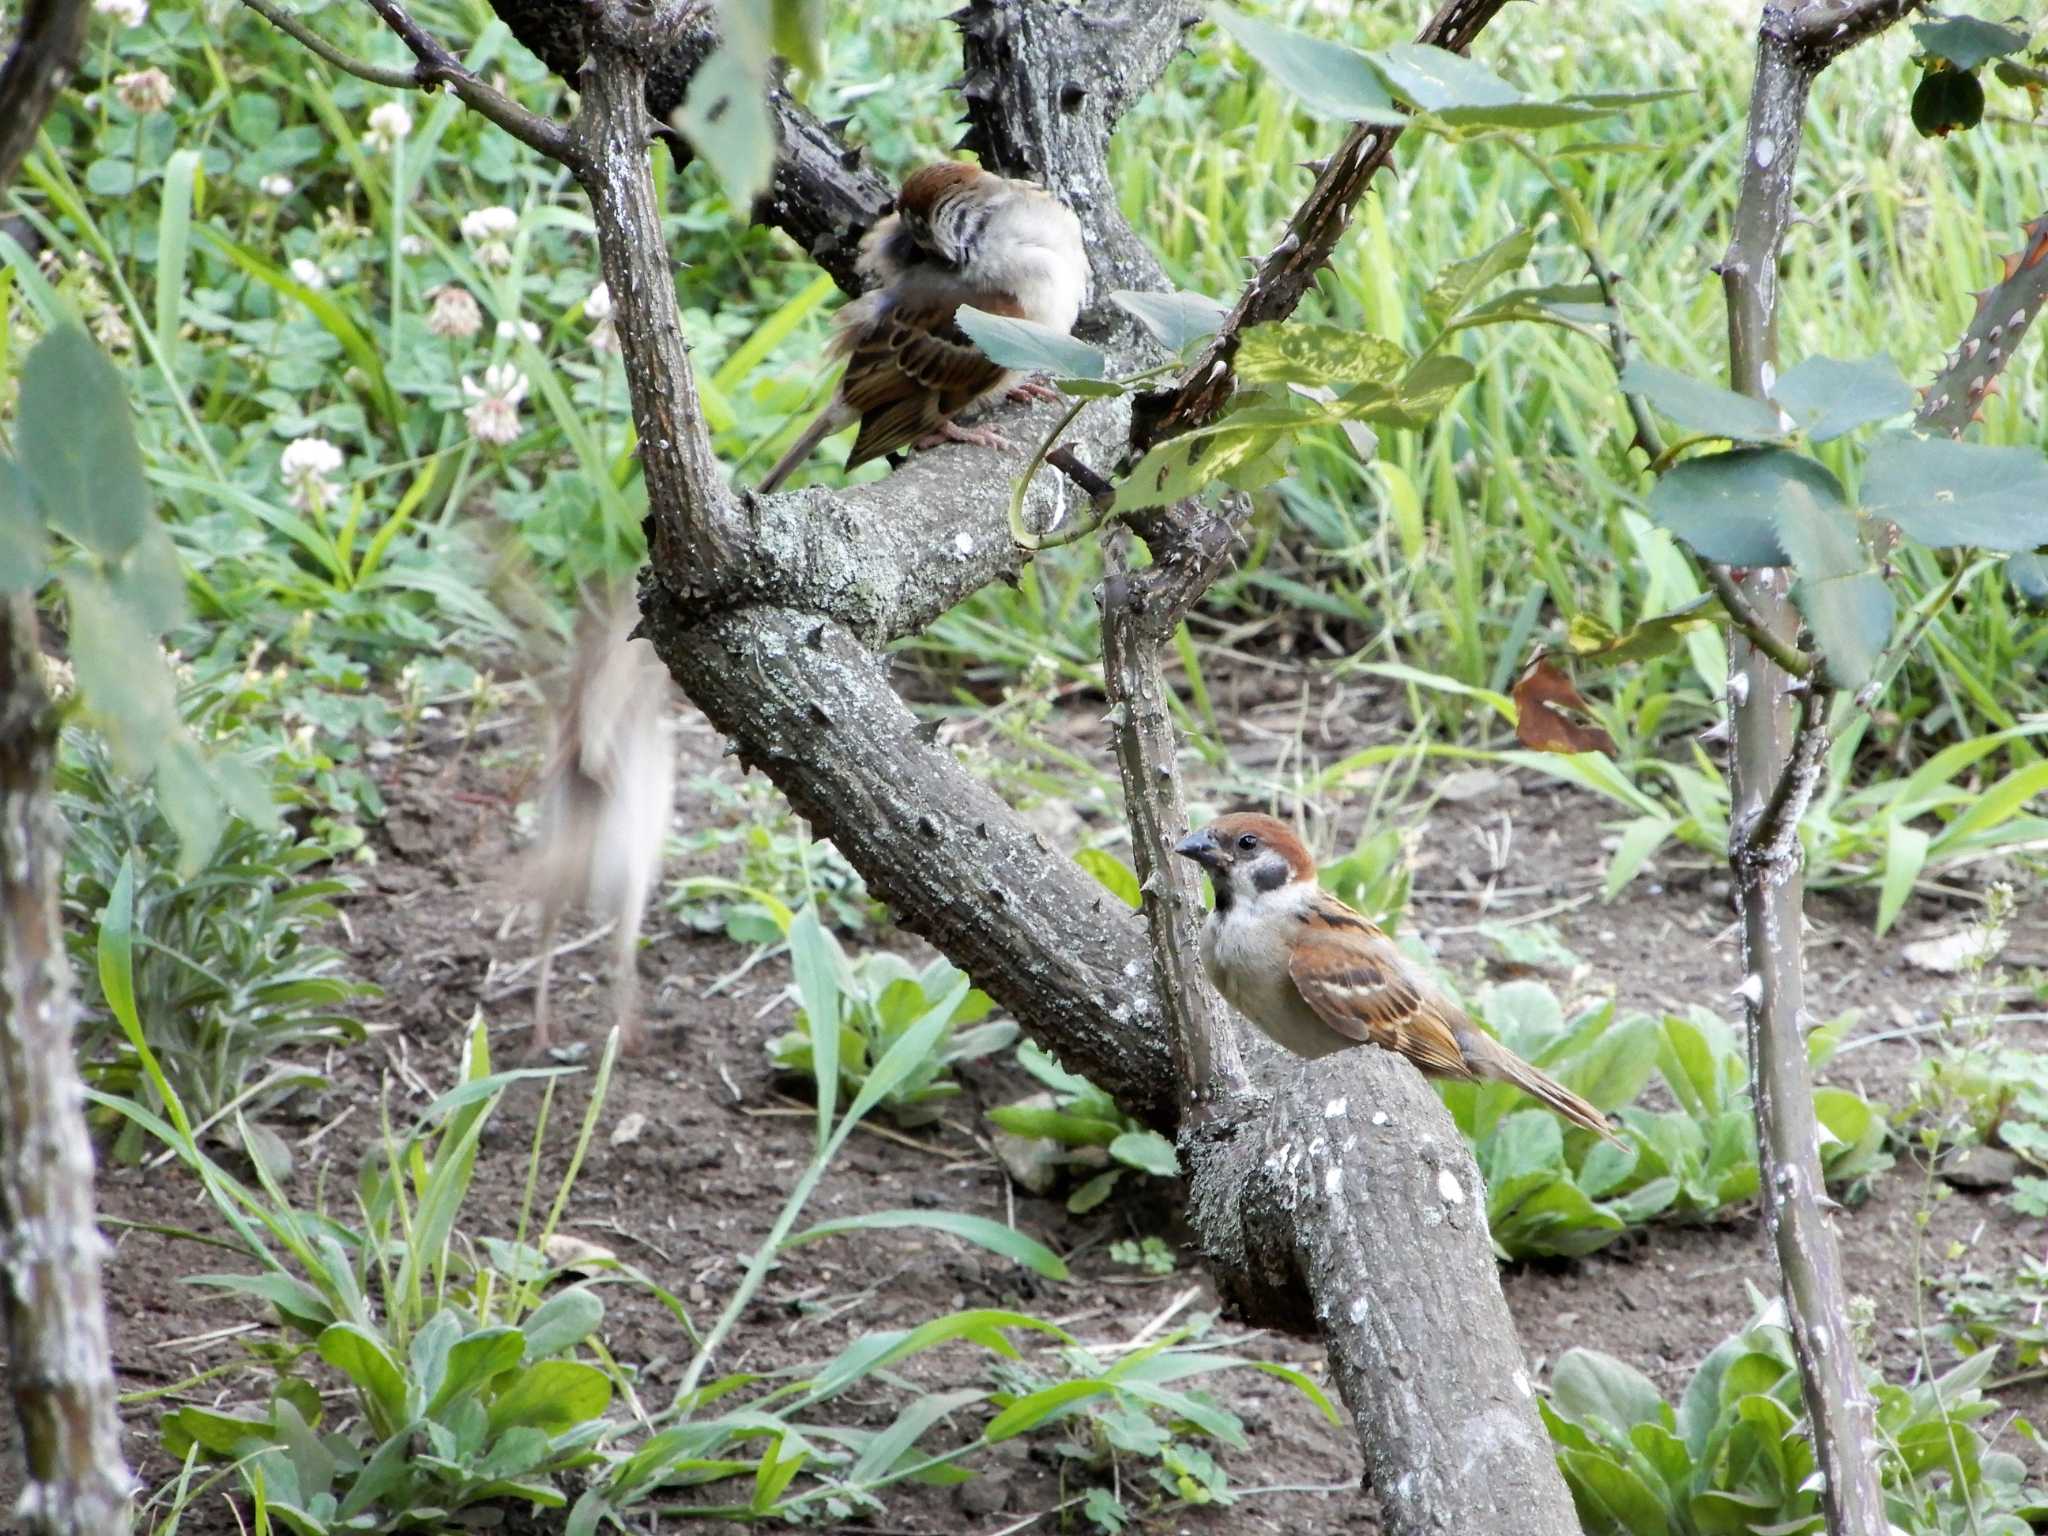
917,419,1015,452
1005,376,1063,405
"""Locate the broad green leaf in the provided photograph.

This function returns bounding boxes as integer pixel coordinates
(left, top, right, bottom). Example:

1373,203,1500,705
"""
522,1288,603,1362
787,1209,1068,1279
162,1405,277,1458
155,150,200,371
1913,14,2030,70
1369,42,1519,112
1791,570,1892,690
770,0,827,75
1619,360,1786,442
953,306,1108,380
1568,597,1721,668
986,1379,1113,1441
1553,1349,1670,1437
427,1327,525,1418
1558,1448,1673,1535
1067,1169,1121,1212
840,972,971,1131
62,569,177,776
986,1103,1123,1146
2006,552,2048,606
154,736,227,876
108,520,187,635
1110,289,1229,353
1109,1129,1180,1177
1771,355,1911,442
18,325,151,560
1562,1014,1659,1112
487,1360,612,1435
0,458,45,592
1605,815,1676,897
672,4,775,209
1649,449,1845,567
1112,426,1268,512
1425,227,1534,322
1236,323,1408,386
1876,820,1929,935
1209,5,1403,123
1859,432,2048,551
317,1323,410,1430
1074,848,1141,910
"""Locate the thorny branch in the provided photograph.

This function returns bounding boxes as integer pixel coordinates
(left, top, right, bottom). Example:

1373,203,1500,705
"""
235,0,418,89
353,0,571,157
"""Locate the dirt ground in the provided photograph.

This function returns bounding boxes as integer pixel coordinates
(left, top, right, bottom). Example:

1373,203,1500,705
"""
10,669,2047,1535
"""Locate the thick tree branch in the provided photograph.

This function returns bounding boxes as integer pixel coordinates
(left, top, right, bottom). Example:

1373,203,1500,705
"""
1718,6,1922,1530
1132,0,1512,454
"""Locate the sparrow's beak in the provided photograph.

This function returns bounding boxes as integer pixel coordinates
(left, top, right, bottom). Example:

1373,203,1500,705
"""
1175,828,1220,870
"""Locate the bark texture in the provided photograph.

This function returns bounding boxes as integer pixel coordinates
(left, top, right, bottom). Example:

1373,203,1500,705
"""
0,597,134,1536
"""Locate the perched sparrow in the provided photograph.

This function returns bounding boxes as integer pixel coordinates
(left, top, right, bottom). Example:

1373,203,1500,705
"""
527,587,676,1056
1176,813,1622,1144
756,160,1087,493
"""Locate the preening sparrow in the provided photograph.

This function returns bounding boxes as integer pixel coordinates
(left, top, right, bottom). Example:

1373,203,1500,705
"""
528,588,675,1056
756,160,1087,494
1177,813,1622,1144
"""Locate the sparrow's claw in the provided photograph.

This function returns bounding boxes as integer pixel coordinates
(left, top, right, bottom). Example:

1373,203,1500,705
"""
1005,377,1063,405
917,419,1015,453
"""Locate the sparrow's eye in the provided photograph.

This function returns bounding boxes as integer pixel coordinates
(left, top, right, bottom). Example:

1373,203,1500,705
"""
1236,833,1259,852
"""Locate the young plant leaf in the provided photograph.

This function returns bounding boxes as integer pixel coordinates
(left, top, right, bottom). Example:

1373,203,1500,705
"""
1425,228,1535,322
1368,42,1520,112
1620,360,1786,442
1235,323,1408,386
1791,570,1893,691
1649,449,1845,566
18,324,152,560
786,1209,1068,1279
1110,289,1230,354
953,306,1109,380
1913,15,2030,71
1771,354,1912,442
0,458,45,592
671,3,776,210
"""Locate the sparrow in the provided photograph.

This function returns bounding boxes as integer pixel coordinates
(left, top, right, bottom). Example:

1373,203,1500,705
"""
527,587,676,1057
1176,812,1623,1144
756,160,1088,494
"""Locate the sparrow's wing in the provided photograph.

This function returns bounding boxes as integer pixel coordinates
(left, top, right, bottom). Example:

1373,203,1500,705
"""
1285,897,1475,1081
834,293,1019,468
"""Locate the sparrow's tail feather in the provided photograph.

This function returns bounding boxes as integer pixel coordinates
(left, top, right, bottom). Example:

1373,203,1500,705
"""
1467,1033,1625,1146
757,407,847,496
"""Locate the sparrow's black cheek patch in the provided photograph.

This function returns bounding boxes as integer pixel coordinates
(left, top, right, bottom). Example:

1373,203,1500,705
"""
1251,857,1290,894
1210,878,1234,914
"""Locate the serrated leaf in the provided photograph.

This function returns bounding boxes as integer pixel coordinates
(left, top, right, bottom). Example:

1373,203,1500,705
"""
671,5,776,210
1209,5,1403,123
19,325,151,560
1791,570,1892,690
0,458,45,592
1859,432,2048,551
1649,449,1844,566
1110,289,1229,353
952,306,1107,380
1236,322,1408,386
1425,227,1534,321
1771,354,1912,442
1913,15,2030,71
1619,360,1786,441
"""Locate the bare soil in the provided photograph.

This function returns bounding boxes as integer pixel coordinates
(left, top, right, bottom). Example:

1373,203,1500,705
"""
9,671,2047,1535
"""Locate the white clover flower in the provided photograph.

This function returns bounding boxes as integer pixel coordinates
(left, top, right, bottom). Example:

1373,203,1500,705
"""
91,306,134,353
114,68,174,114
397,234,425,257
460,206,518,243
288,257,326,290
495,318,541,344
363,101,413,152
259,174,294,198
476,241,513,271
583,281,612,322
426,285,482,339
93,0,149,27
280,436,345,511
461,364,528,445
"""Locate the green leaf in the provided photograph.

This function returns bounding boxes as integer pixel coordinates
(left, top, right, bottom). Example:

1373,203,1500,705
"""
1567,596,1721,668
2006,552,2048,607
787,906,843,1146
1112,426,1270,513
671,3,776,210
521,1288,603,1362
786,1209,1068,1279
18,325,151,560
1558,1448,1673,1536
1791,569,1892,690
427,1327,525,1418
1209,5,1403,123
1552,1350,1669,1437
1913,15,2030,71
770,0,826,75
62,569,178,777
1912,67,1985,137
1369,42,1520,112
317,1323,410,1430
1074,848,1141,910
154,736,227,877
1771,355,1912,442
0,458,45,592
108,521,188,635
987,1103,1123,1146
1425,228,1535,322
1877,817,1929,935
1620,360,1786,442
986,1379,1114,1441
1236,323,1408,386
1110,289,1229,353
487,1360,612,1436
1066,1169,1121,1213
1859,432,2048,551
1649,449,1847,567
953,306,1108,380
841,972,971,1131
1108,1129,1180,1177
